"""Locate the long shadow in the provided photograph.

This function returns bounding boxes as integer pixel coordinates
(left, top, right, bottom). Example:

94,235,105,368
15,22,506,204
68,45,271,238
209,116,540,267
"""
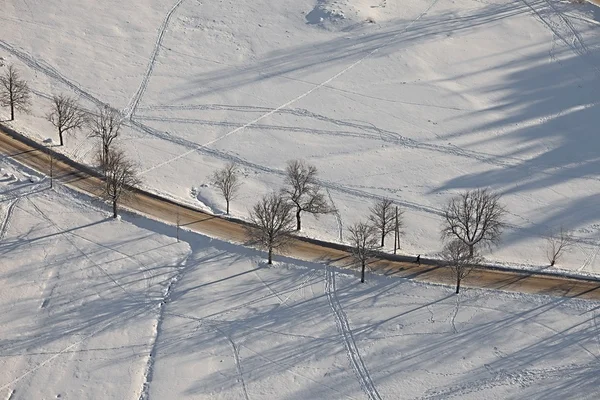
175,2,536,100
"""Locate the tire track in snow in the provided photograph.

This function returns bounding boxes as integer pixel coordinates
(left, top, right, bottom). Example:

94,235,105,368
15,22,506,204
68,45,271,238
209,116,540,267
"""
139,0,442,174
325,265,381,400
123,0,186,119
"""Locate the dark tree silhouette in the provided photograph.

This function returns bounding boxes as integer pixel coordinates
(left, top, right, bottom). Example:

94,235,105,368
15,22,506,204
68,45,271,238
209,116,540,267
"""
441,239,482,294
211,162,243,215
247,192,295,264
101,147,140,218
90,105,121,171
0,64,31,121
47,94,87,146
347,222,379,283
283,159,332,231
441,188,506,256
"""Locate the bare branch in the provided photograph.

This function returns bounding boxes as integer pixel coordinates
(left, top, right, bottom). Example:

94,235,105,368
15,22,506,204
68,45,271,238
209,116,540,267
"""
441,188,506,256
369,198,402,247
0,64,31,121
247,192,295,264
101,146,141,218
89,105,121,170
47,94,88,146
211,162,243,215
347,221,379,283
441,240,482,294
283,159,333,231
546,226,573,267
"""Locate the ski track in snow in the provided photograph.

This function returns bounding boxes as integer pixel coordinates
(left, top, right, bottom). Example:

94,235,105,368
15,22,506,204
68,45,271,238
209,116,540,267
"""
24,196,135,299
593,311,600,357
326,188,344,242
0,40,105,107
3,10,600,256
207,323,250,400
325,265,382,400
138,0,443,174
522,0,600,77
138,254,190,400
419,361,598,400
253,267,288,307
450,296,460,334
0,199,19,241
123,0,186,119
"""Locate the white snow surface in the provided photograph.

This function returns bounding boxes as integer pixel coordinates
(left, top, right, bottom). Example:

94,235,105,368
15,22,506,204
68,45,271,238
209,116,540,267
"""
1,0,600,273
0,159,599,399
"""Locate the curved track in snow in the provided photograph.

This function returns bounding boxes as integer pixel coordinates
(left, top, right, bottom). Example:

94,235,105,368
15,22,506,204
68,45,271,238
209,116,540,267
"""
325,265,382,400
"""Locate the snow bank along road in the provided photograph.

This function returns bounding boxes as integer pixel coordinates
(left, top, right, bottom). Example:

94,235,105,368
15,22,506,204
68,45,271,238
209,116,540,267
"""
1,124,600,300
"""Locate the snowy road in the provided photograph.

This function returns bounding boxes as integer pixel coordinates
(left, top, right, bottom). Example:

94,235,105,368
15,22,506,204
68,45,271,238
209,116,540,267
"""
1,125,599,301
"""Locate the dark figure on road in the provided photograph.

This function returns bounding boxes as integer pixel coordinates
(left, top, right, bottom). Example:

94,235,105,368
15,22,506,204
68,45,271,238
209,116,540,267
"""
416,254,421,265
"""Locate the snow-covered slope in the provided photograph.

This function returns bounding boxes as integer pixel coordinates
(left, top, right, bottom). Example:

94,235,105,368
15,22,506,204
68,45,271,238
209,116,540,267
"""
1,0,600,273
0,163,598,398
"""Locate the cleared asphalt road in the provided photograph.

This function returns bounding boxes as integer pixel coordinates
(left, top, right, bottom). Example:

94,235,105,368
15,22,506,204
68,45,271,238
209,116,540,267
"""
1,125,599,300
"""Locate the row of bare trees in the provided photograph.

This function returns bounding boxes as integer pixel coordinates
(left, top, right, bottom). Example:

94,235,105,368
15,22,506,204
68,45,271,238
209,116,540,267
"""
241,180,573,293
0,65,114,149
1,65,138,219
3,65,574,293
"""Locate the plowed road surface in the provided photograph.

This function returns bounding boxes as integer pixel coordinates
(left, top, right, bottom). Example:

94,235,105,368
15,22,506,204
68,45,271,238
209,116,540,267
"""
1,126,599,300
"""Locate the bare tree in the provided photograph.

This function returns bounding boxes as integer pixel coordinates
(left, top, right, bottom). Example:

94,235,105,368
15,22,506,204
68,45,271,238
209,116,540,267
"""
101,147,140,218
47,94,87,146
89,105,121,170
283,159,332,231
247,192,295,264
441,240,482,294
0,64,31,121
211,163,243,215
369,198,401,247
546,226,573,267
441,188,506,257
347,222,379,283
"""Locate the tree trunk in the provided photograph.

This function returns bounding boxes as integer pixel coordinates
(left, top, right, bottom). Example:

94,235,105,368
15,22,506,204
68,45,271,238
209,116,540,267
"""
226,199,230,215
112,199,118,218
550,259,555,267
10,102,14,121
381,231,385,247
59,129,64,146
268,247,273,265
295,208,301,231
361,262,365,283
49,153,53,189
469,244,474,257
456,276,461,294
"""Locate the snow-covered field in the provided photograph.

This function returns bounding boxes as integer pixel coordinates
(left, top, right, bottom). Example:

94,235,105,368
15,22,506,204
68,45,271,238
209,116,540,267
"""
0,160,598,399
1,0,600,273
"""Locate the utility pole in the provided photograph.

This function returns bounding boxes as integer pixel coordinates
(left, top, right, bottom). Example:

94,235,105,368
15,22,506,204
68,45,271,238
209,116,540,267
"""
176,205,181,243
43,138,54,188
394,206,398,254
